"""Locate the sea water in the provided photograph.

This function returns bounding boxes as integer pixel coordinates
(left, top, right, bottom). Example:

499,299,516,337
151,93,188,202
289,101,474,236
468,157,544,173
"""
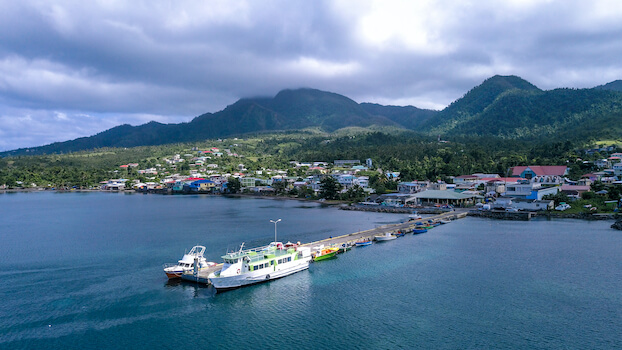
0,191,620,349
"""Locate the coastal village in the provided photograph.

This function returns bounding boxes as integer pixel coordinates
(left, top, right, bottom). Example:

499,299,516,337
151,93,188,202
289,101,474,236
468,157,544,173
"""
87,142,622,216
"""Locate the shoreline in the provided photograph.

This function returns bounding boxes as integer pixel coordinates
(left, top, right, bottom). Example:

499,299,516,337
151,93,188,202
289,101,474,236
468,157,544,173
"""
2,187,620,221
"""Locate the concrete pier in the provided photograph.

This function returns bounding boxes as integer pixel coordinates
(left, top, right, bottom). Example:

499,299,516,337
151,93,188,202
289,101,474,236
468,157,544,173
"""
180,210,468,285
300,210,467,249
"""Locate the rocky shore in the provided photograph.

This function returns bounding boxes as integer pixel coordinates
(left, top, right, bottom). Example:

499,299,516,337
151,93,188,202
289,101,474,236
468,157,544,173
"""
612,220,622,230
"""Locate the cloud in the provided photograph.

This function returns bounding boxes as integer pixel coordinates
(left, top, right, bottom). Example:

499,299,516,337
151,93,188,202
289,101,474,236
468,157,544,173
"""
0,0,621,150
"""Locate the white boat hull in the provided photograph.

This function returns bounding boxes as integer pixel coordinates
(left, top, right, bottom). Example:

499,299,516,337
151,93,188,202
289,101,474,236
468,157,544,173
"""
209,258,311,290
374,235,397,241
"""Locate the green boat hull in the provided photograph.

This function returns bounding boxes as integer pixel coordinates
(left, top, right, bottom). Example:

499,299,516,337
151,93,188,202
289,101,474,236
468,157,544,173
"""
313,251,337,261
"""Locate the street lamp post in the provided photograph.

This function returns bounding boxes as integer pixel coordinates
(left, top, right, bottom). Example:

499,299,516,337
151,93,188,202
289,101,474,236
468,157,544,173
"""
270,218,281,243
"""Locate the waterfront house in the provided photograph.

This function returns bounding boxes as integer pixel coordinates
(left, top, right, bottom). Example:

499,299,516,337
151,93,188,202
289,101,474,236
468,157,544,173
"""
492,196,513,209
484,178,519,196
375,193,412,207
336,174,355,189
240,177,262,188
102,179,127,191
354,176,369,188
398,181,428,194
187,179,216,192
561,184,591,199
429,182,447,191
209,175,228,185
511,166,568,185
454,175,479,185
491,196,552,211
504,180,560,200
455,182,478,192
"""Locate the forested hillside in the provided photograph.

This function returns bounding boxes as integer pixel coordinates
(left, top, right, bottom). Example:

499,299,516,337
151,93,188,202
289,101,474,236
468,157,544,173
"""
2,129,613,189
2,75,622,157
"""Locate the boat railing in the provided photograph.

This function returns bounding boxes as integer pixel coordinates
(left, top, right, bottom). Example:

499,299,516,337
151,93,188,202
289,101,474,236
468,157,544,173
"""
223,242,292,259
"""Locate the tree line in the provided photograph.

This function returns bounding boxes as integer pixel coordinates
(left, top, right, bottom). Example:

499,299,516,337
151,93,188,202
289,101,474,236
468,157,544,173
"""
1,131,619,190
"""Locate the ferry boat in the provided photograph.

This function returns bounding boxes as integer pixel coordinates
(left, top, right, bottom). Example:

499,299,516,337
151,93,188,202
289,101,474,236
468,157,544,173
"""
208,242,312,291
163,245,216,279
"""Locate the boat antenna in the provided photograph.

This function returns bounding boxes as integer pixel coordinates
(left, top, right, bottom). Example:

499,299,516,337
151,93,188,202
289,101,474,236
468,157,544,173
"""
238,242,245,253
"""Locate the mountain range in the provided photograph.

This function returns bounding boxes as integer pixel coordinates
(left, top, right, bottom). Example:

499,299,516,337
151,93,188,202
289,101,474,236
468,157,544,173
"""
3,75,622,156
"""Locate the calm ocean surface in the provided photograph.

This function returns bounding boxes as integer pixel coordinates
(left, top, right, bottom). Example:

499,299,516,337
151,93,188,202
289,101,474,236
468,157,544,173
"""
0,191,620,349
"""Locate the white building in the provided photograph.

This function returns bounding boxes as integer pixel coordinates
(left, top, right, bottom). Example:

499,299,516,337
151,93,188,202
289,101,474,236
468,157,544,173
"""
505,181,560,200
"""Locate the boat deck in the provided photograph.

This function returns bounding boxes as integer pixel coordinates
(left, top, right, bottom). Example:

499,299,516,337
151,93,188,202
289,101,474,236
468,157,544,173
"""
181,209,467,285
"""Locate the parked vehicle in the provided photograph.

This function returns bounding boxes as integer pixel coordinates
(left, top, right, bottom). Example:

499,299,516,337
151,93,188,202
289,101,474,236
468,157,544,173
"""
555,203,571,211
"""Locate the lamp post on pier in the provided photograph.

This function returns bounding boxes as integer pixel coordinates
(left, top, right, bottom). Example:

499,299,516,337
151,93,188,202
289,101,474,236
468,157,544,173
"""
270,218,281,243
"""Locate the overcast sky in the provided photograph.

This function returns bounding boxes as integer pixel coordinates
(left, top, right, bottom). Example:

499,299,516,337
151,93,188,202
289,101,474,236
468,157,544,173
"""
1,0,622,151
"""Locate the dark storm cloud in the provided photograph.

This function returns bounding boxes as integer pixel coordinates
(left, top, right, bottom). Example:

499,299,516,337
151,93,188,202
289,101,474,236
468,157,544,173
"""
1,0,621,150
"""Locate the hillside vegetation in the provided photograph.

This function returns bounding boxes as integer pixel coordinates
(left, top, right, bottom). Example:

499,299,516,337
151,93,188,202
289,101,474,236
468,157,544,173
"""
2,128,616,189
1,75,622,158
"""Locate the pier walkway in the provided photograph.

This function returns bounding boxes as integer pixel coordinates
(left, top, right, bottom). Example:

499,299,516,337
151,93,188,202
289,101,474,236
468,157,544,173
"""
181,209,468,284
300,209,468,249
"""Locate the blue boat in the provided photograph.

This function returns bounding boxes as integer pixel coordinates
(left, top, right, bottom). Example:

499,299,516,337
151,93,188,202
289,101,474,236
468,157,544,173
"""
412,228,428,234
355,239,372,247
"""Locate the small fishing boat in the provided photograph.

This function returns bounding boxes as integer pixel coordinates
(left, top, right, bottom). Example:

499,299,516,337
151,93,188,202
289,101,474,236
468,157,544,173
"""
163,245,216,279
337,242,352,253
394,230,406,237
312,246,339,261
355,239,372,247
408,212,422,221
412,227,428,234
374,232,397,241
427,220,441,227
439,219,452,224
